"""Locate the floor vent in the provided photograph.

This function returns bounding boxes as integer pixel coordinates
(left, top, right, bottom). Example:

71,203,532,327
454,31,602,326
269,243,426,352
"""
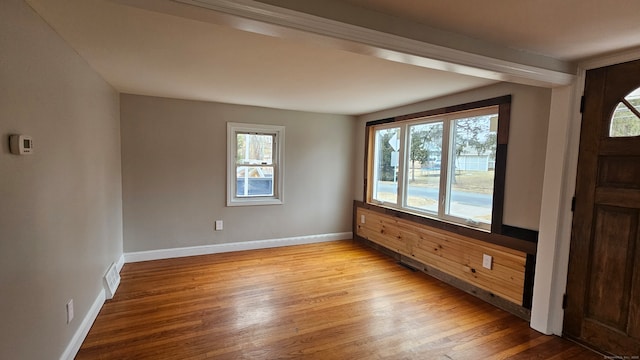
104,262,121,299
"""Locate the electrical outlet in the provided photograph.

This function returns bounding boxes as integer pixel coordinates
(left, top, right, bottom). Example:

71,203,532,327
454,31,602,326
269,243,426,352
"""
482,254,493,270
66,299,74,324
215,220,223,231
360,214,365,224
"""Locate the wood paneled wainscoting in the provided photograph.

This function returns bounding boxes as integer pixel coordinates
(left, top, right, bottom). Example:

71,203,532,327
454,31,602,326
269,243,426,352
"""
354,201,536,320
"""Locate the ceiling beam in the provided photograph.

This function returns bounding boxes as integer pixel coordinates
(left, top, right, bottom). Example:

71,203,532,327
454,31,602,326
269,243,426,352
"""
170,0,575,87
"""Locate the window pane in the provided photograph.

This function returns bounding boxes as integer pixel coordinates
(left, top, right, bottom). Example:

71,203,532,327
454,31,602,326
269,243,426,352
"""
372,127,400,204
406,122,443,213
236,166,274,196
446,115,497,225
236,133,273,165
610,87,640,137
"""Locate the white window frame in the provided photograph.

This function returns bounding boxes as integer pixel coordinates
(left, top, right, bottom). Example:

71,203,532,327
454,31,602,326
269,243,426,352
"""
227,122,285,206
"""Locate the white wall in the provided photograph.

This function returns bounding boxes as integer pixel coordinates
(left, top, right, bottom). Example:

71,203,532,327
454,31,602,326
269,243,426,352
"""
0,1,123,359
120,94,355,252
531,85,576,334
355,82,552,231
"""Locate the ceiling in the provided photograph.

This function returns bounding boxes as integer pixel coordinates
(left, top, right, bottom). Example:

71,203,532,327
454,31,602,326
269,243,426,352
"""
26,0,640,115
340,0,640,61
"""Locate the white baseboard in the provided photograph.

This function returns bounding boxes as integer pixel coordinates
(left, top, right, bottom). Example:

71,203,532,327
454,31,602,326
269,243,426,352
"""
115,253,125,272
59,289,106,360
124,232,353,263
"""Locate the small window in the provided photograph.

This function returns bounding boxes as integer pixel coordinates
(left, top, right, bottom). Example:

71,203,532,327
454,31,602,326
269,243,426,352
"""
227,123,284,206
610,87,640,137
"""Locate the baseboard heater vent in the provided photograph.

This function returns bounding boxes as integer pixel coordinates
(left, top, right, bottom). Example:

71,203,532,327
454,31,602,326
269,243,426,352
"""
104,262,121,300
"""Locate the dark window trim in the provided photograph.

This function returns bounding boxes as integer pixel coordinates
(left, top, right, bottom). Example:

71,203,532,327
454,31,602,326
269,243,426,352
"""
366,117,396,127
391,95,512,122
502,225,539,243
363,95,538,251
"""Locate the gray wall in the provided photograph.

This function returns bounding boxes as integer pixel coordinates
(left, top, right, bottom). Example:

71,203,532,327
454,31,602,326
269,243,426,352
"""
0,3,552,358
355,83,552,231
0,1,123,359
121,94,356,252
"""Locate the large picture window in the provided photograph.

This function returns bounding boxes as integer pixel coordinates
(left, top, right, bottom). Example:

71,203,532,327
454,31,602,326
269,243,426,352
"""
227,123,285,206
367,97,510,231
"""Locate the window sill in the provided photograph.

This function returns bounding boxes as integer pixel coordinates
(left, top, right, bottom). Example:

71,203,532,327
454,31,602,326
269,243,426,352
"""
368,200,491,233
227,198,284,207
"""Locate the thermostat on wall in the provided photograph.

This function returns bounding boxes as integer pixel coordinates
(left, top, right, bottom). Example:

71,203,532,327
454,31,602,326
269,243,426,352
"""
9,135,33,155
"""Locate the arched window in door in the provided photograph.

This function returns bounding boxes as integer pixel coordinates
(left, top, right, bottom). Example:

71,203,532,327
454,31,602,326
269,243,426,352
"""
609,86,640,137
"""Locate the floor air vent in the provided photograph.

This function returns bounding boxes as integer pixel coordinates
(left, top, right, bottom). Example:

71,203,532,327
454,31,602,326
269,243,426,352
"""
104,262,121,299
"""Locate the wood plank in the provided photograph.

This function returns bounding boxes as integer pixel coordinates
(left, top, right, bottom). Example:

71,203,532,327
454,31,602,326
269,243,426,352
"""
355,200,538,254
76,241,597,359
357,207,527,304
359,207,527,257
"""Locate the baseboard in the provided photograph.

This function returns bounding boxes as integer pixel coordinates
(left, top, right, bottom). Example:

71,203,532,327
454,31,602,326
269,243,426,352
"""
59,289,106,360
124,232,353,263
115,253,125,272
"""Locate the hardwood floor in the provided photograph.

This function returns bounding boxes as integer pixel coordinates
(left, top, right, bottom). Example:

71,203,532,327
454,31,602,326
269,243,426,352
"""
77,240,601,359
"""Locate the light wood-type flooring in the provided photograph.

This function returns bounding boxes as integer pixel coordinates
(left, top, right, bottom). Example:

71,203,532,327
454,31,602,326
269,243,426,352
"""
77,240,601,359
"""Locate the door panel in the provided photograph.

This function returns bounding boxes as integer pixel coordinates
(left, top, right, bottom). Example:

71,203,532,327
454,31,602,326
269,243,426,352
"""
598,156,640,188
586,206,637,329
564,58,640,355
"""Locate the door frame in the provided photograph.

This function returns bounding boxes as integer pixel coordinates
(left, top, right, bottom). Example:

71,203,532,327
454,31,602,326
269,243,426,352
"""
530,47,640,336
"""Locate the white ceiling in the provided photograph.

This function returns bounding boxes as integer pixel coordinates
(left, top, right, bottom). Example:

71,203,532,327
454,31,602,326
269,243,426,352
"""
26,0,640,115
341,0,640,61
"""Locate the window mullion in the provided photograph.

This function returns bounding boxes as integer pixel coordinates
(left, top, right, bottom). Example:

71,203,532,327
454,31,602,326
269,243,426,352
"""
439,120,452,217
371,133,380,203
397,124,408,208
